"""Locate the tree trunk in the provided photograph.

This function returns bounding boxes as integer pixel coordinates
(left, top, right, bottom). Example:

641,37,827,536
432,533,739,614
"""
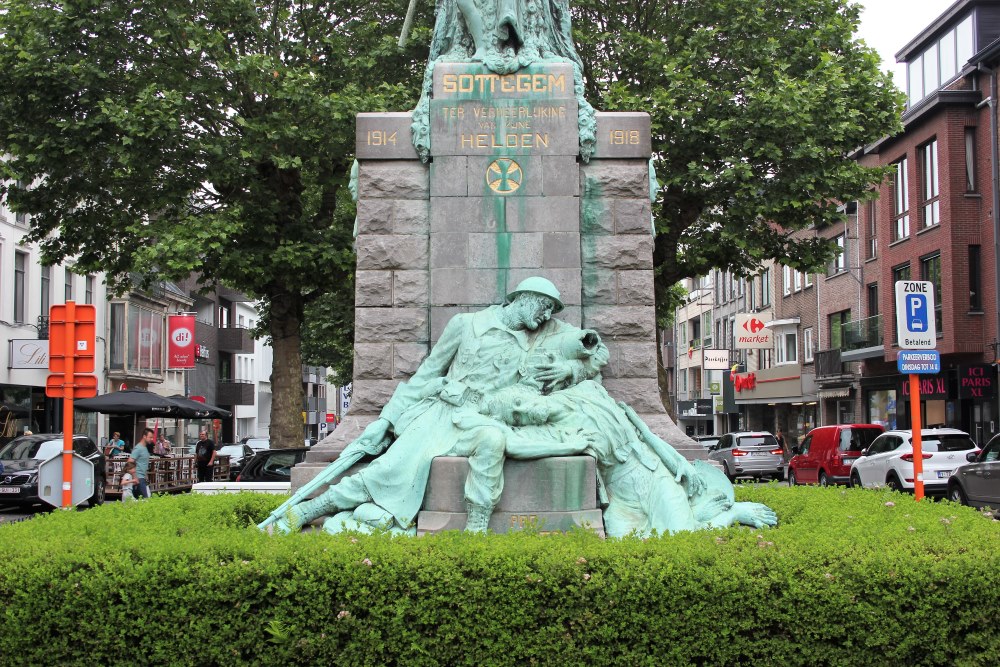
655,326,676,421
268,293,306,450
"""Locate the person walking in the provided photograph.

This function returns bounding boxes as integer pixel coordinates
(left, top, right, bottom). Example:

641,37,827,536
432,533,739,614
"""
120,461,139,503
128,428,154,499
194,430,216,483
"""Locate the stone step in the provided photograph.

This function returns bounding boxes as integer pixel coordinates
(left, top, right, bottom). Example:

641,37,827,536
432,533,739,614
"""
417,509,605,537
422,456,598,512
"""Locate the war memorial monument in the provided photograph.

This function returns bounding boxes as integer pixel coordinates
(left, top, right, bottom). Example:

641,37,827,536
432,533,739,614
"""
263,0,777,537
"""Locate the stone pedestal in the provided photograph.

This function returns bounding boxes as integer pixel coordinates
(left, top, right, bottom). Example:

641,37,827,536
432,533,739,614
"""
295,61,701,504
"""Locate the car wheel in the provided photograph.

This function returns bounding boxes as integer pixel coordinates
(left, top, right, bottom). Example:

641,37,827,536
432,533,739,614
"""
850,471,862,489
788,469,797,487
818,471,829,487
886,473,904,493
723,461,735,483
89,476,106,507
948,483,968,506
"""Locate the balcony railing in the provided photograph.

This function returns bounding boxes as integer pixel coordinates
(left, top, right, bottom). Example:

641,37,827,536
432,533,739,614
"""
217,326,253,353
841,314,882,351
217,379,255,405
815,349,845,379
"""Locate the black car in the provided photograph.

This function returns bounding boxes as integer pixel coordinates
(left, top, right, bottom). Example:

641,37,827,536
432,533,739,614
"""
0,433,106,507
215,443,255,481
237,448,309,483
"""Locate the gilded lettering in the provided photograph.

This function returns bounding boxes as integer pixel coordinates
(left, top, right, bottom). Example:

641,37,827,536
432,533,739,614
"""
443,74,457,93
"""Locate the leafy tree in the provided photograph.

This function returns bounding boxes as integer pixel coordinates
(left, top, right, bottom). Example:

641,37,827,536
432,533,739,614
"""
572,0,902,402
573,0,903,309
0,0,430,448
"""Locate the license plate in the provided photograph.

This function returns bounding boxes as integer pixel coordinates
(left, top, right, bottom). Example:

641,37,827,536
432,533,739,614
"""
936,470,952,479
0,487,20,494
749,452,771,457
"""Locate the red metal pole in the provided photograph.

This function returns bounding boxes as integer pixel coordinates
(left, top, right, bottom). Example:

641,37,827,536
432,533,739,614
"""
910,373,924,501
62,301,76,509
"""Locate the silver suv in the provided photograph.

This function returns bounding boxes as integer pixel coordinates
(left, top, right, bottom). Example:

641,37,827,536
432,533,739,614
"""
708,431,784,482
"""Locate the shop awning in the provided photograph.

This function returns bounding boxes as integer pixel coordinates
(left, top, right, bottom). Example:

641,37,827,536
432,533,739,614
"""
818,387,852,399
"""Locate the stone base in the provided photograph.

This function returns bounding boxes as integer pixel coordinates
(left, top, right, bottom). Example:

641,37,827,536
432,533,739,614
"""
417,509,604,536
423,456,598,512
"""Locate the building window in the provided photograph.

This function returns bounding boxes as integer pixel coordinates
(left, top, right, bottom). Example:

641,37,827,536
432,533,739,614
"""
804,327,814,362
729,316,735,350
921,253,943,335
829,234,847,274
829,310,850,349
783,266,792,296
919,139,940,229
13,181,29,226
892,263,910,343
907,14,974,107
109,302,164,375
793,270,802,292
804,272,813,288
761,268,771,307
85,275,94,305
866,200,877,259
965,127,977,192
14,251,27,324
776,331,798,365
703,312,712,347
867,283,879,316
64,268,73,302
40,265,50,318
969,245,982,312
892,158,910,241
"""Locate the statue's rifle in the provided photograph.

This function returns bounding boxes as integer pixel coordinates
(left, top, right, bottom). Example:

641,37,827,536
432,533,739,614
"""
398,0,420,48
256,436,389,532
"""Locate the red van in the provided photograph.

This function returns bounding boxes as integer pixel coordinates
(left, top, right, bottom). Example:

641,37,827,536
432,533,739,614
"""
788,424,885,486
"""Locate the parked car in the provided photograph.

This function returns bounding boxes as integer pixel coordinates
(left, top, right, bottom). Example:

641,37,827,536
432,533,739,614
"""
788,424,884,487
849,428,978,494
237,448,308,483
693,435,721,452
708,432,784,481
947,433,1000,509
243,437,271,453
0,433,106,507
216,443,255,481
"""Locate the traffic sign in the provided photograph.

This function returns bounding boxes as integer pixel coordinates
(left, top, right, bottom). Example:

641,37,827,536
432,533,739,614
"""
49,303,97,373
897,350,941,374
45,373,98,398
894,281,936,349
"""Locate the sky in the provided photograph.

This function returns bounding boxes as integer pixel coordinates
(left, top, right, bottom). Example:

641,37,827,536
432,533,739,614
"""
855,0,958,84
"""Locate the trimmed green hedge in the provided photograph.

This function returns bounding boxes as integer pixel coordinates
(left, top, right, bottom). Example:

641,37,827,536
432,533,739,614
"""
1,486,998,666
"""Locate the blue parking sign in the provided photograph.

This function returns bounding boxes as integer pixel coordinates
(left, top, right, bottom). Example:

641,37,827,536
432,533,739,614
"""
894,281,936,349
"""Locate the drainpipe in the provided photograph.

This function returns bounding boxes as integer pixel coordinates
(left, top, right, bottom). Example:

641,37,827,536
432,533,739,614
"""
978,62,1000,438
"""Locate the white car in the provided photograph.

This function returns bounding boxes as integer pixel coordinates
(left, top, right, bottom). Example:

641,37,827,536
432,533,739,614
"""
243,437,270,453
849,428,978,493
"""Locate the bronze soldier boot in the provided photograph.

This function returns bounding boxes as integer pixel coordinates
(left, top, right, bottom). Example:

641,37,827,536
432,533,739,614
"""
465,503,494,533
277,491,340,534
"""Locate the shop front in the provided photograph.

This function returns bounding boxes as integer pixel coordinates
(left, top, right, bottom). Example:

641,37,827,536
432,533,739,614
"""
732,365,818,447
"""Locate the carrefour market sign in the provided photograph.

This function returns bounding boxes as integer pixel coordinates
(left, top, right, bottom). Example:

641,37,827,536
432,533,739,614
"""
734,314,773,349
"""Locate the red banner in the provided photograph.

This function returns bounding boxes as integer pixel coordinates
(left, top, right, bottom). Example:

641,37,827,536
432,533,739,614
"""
168,314,196,369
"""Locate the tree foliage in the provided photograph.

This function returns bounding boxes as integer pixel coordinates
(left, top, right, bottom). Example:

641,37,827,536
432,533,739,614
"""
573,0,903,319
0,0,431,447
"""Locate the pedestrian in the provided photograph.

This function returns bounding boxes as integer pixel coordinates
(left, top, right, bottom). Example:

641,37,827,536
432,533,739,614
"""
775,427,788,458
106,432,126,457
128,428,154,499
154,435,172,457
194,429,216,483
120,461,139,503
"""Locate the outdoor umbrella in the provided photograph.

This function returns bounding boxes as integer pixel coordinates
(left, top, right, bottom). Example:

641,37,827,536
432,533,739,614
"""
73,389,207,418
167,395,232,419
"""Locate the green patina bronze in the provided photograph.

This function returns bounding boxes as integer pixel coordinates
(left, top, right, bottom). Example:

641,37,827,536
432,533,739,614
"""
259,278,778,538
411,0,596,162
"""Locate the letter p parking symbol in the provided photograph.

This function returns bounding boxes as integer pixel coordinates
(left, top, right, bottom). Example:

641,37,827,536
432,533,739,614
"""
906,294,928,332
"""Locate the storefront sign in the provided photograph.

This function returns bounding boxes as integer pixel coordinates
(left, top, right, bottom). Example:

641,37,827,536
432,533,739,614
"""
959,365,994,400
734,314,773,349
703,349,731,370
709,381,721,395
8,339,49,369
167,314,196,369
899,374,947,400
732,372,757,392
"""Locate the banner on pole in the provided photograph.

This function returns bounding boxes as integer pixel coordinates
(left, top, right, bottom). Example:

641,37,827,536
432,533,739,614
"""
168,314,196,369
